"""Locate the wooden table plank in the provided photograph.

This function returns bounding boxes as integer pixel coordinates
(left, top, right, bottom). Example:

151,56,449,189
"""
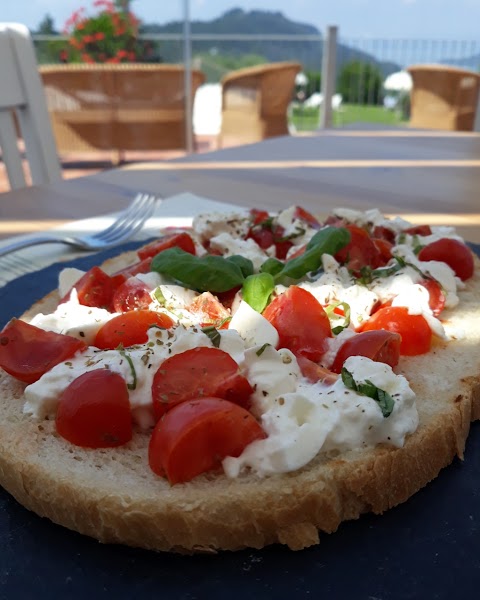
2,130,480,241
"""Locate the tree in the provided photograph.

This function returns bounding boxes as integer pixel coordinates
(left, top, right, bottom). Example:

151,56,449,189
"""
36,14,57,35
337,61,384,105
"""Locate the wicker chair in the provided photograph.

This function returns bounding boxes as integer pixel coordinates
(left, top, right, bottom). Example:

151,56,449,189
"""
218,62,302,147
407,64,480,131
39,64,206,161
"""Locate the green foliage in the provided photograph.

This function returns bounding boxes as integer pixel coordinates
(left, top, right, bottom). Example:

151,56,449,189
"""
305,70,321,96
36,14,57,35
337,61,384,105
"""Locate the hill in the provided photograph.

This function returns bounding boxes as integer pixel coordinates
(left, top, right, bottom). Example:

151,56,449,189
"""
140,8,399,77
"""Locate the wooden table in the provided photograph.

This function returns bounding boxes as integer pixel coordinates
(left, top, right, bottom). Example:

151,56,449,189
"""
2,128,480,241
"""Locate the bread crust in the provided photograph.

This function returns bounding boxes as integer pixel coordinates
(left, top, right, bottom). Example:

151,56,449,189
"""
0,251,479,553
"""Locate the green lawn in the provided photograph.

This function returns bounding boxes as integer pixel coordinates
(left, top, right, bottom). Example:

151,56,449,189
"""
290,104,408,131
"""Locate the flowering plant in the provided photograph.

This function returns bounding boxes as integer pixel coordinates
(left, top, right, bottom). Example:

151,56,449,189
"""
63,0,140,63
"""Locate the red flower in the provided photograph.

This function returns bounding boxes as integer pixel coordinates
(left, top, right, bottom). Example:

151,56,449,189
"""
64,1,140,64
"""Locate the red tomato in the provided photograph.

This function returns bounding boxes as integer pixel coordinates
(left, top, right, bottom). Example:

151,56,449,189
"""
148,397,265,484
60,266,123,309
373,225,396,244
418,238,474,281
323,215,347,227
247,226,274,250
334,225,382,272
152,347,253,419
372,237,394,265
329,330,401,374
215,286,241,310
112,277,153,312
262,286,332,362
418,278,445,317
94,310,174,350
296,355,338,385
56,370,132,448
273,230,293,260
114,256,152,278
0,319,86,384
137,232,196,260
186,292,230,328
403,225,432,236
360,306,432,356
249,208,270,226
293,206,321,228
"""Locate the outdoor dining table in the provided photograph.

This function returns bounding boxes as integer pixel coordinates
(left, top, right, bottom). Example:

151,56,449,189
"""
1,127,480,599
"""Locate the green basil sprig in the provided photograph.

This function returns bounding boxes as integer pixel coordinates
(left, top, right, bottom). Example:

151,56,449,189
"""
150,227,350,313
201,325,222,348
242,226,350,313
341,367,394,418
150,248,253,293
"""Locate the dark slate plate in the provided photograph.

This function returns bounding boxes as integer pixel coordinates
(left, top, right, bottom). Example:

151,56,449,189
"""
1,243,480,600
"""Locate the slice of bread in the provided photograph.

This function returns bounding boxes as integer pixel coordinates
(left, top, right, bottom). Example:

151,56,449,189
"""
0,250,479,553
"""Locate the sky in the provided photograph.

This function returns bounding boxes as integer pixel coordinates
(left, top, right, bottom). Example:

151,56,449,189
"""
1,0,480,39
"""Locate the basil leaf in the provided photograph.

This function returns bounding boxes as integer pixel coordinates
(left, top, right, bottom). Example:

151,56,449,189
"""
151,247,245,293
226,255,254,278
118,348,137,390
275,227,350,284
376,388,395,419
202,325,222,348
242,272,275,313
341,367,357,391
341,367,394,418
260,257,285,276
256,343,271,357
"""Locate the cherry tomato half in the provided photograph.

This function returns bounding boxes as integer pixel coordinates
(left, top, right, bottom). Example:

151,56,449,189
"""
0,319,86,384
329,330,401,374
360,306,432,356
137,232,196,261
418,238,474,281
334,225,382,272
249,208,270,226
296,355,339,385
112,277,153,312
56,369,132,448
403,225,432,236
152,347,253,419
372,237,394,265
94,310,174,350
262,286,332,362
373,225,396,244
293,206,321,228
60,266,124,310
148,397,265,484
114,256,152,279
418,278,446,317
186,292,230,328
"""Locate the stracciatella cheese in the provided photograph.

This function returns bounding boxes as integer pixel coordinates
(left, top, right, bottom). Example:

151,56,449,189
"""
223,356,418,477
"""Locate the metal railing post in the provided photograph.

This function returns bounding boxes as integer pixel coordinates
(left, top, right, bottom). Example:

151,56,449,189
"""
183,0,193,153
320,25,338,129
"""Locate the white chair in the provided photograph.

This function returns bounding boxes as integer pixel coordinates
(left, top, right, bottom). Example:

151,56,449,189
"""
0,23,61,190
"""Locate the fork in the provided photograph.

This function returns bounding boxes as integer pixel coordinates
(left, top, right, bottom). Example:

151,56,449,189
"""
0,193,159,258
